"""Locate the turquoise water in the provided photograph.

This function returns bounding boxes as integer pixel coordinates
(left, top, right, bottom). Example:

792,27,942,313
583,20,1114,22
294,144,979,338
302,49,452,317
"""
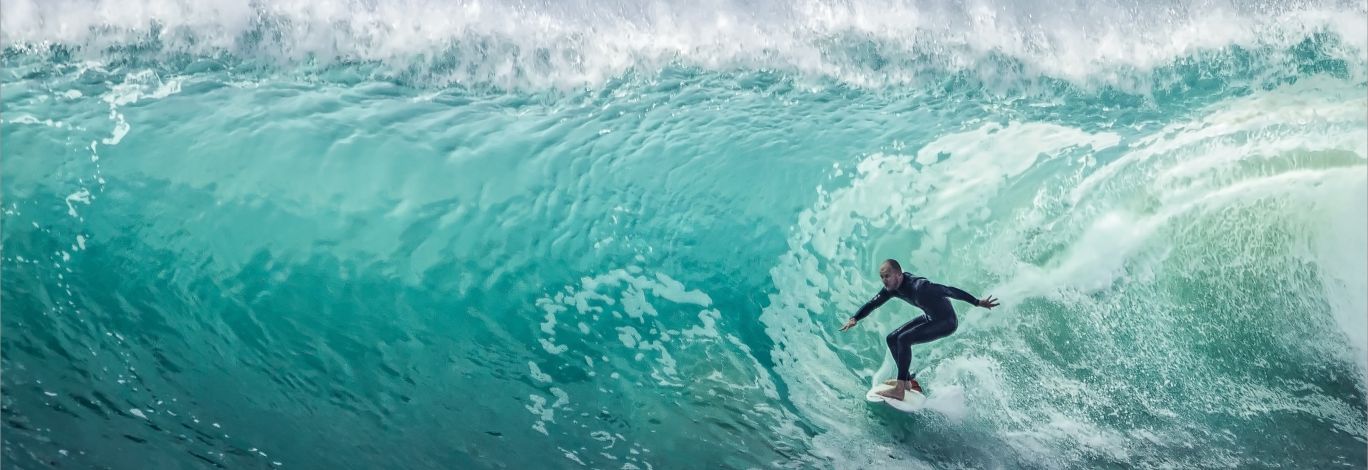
3,1,1367,468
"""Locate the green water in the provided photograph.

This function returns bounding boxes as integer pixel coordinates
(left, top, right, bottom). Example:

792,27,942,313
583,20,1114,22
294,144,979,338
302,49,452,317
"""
3,1,1367,468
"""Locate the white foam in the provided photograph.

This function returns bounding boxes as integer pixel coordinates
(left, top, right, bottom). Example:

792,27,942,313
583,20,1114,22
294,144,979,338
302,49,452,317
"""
528,362,552,383
64,188,92,217
615,326,641,349
526,394,553,435
3,0,1362,89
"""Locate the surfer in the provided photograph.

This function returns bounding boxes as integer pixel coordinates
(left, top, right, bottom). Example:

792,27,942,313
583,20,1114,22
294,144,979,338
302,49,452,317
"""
840,259,999,401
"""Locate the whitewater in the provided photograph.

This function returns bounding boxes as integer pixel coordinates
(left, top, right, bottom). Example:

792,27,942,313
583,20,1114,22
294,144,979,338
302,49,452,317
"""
2,0,1366,468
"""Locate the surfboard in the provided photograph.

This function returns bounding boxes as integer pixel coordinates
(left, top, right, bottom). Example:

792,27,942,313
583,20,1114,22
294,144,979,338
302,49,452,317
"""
865,383,927,412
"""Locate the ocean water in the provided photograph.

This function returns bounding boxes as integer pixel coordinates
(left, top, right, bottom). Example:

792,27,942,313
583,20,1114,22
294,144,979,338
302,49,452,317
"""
3,0,1367,468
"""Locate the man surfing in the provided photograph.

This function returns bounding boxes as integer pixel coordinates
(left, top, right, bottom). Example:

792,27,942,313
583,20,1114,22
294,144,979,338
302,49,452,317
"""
840,259,999,401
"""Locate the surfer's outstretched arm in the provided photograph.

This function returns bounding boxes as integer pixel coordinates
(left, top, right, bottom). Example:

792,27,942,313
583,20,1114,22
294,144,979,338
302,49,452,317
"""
941,285,979,304
841,290,891,331
941,284,1000,309
852,290,892,321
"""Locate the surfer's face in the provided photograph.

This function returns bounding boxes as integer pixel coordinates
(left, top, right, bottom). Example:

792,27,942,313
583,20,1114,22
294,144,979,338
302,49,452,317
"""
879,266,902,290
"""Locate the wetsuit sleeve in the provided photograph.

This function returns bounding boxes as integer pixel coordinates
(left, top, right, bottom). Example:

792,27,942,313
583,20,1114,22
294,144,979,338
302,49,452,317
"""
851,290,892,321
941,284,979,305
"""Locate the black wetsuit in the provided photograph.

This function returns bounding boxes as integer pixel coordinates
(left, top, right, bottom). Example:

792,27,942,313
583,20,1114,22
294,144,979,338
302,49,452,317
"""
850,272,979,381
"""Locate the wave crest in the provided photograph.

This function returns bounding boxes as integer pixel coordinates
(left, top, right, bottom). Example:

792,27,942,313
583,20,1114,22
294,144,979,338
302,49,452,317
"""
5,0,1365,89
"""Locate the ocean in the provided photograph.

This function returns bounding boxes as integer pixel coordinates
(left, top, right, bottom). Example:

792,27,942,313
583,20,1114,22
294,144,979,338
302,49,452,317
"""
3,0,1366,468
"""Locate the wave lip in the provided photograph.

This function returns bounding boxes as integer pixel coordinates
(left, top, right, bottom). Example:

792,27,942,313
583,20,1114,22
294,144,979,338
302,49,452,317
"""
4,0,1365,89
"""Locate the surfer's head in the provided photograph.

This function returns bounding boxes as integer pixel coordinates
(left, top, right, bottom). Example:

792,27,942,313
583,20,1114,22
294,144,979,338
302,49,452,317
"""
879,259,903,290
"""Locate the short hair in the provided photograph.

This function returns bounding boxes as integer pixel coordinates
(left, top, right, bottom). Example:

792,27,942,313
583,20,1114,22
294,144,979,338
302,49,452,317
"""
881,259,901,272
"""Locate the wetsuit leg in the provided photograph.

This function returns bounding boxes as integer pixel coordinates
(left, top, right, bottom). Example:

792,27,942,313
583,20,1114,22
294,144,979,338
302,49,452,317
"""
890,293,959,381
886,315,930,379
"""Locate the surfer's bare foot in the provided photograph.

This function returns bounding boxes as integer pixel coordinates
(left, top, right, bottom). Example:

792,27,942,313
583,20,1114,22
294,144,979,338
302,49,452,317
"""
883,379,899,387
875,385,905,401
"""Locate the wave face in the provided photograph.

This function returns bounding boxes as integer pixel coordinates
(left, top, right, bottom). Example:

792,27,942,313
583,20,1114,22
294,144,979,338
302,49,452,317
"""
3,0,1366,468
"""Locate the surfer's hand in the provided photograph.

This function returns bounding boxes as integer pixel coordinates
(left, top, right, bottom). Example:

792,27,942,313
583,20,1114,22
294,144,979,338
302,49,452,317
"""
978,296,1000,309
840,318,858,332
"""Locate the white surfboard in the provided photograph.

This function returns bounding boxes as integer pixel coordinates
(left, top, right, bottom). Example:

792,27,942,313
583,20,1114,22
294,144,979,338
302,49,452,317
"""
865,383,927,413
